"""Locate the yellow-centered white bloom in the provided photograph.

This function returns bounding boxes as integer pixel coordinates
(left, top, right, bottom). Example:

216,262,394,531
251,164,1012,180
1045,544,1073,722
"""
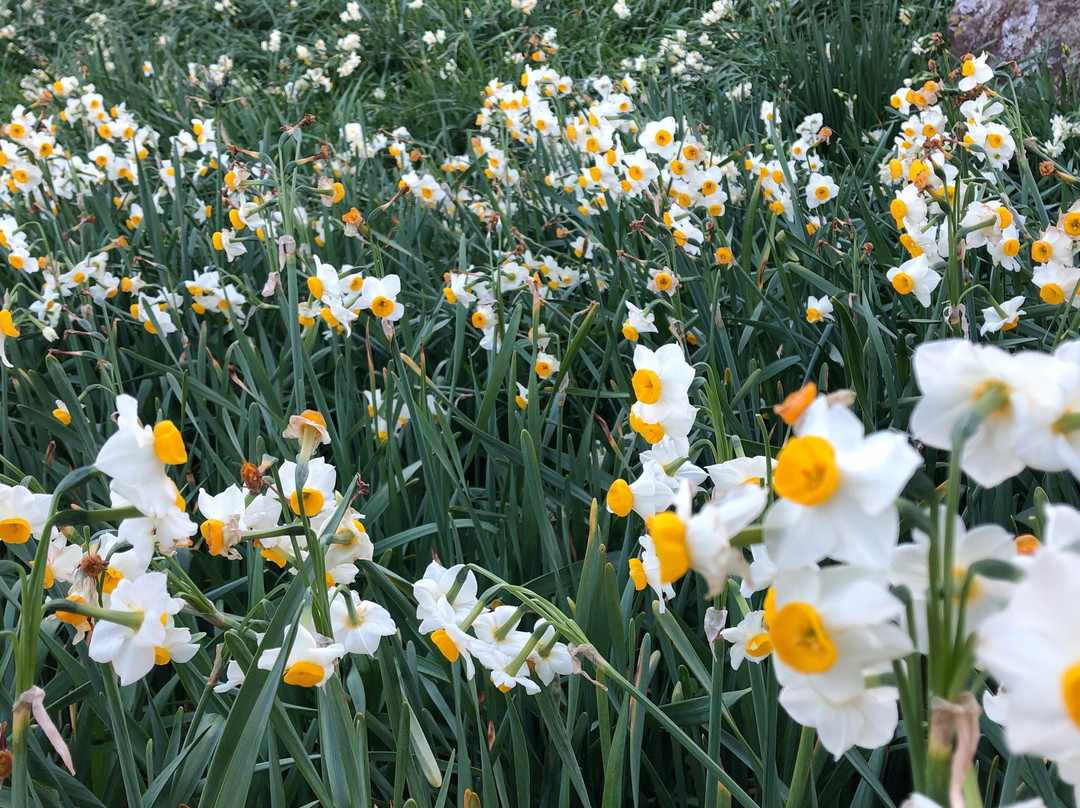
278,458,336,518
94,394,187,518
763,396,920,570
978,548,1080,802
645,481,766,596
768,565,911,757
88,572,196,686
257,624,345,688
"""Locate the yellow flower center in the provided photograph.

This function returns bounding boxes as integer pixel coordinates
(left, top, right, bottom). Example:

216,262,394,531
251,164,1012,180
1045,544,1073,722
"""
283,660,325,687
153,420,187,465
654,272,673,291
889,199,907,221
891,271,915,295
154,647,172,665
0,309,19,338
306,276,324,298
805,307,823,323
1042,283,1066,305
997,207,1012,229
606,479,634,517
622,324,639,341
773,435,839,506
1065,213,1080,238
654,129,672,147
628,558,648,590
986,133,1003,149
371,296,395,318
289,488,325,516
629,410,665,444
431,628,460,662
645,511,689,584
1032,240,1052,263
1063,662,1080,729
535,360,553,378
629,165,644,181
0,517,31,544
261,547,289,567
1002,239,1020,257
56,595,88,627
961,59,976,77
814,185,831,200
632,369,662,404
745,633,774,659
471,311,487,329
201,519,226,555
1014,534,1040,555
771,601,837,673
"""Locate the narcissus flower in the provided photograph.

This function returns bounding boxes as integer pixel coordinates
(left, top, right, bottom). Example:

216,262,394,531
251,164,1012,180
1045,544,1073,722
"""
94,394,187,518
768,565,911,756
0,483,51,545
979,295,1025,336
278,458,336,518
88,572,196,686
978,548,1080,800
197,485,281,559
639,116,678,160
0,308,19,367
329,590,397,655
805,173,838,209
258,624,345,688
910,339,1069,487
763,396,920,570
805,295,834,324
283,409,331,446
645,482,766,596
358,274,404,321
887,255,940,306
958,52,993,92
721,610,773,669
630,343,695,423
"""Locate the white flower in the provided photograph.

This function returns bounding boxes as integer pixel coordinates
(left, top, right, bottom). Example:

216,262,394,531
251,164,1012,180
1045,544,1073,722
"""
213,659,247,693
705,456,772,494
910,340,1070,487
359,274,404,320
330,591,397,655
805,173,838,209
95,394,187,517
646,482,766,596
630,343,695,423
639,116,679,160
887,255,941,307
721,610,773,669
88,572,194,686
764,396,920,570
805,295,834,323
769,565,911,757
528,624,573,685
958,52,993,92
977,548,1080,802
257,624,345,687
278,458,336,517
414,561,479,631
979,295,1025,336
0,483,52,545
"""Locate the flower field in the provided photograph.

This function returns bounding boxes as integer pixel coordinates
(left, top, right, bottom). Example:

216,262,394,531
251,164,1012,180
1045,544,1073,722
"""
1,0,1080,805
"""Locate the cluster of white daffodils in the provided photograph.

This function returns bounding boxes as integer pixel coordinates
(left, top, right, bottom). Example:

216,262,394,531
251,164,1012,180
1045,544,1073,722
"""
880,57,1080,335
412,561,572,693
605,342,770,606
604,332,928,755
910,339,1080,486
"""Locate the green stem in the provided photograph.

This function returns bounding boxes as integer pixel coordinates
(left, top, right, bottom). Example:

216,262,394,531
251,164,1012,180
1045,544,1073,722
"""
785,725,816,808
